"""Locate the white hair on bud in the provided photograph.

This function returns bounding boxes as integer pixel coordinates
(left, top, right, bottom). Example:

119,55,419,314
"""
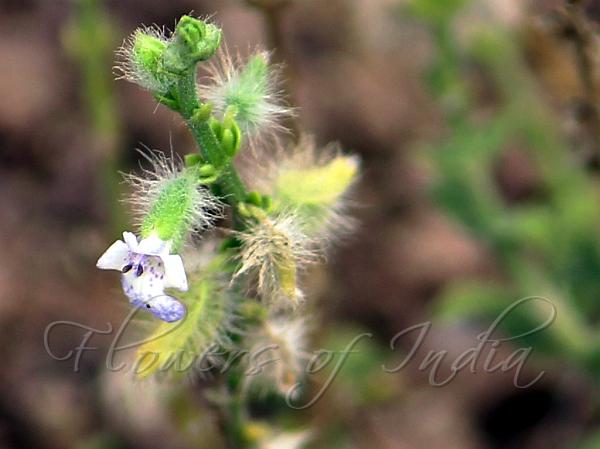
114,25,172,93
242,135,360,246
198,45,295,144
121,148,223,239
234,211,319,306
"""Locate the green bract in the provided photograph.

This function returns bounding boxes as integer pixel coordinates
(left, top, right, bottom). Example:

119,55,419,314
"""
116,26,172,94
199,49,291,138
225,54,269,127
272,154,358,232
140,168,203,249
132,31,166,76
274,156,357,208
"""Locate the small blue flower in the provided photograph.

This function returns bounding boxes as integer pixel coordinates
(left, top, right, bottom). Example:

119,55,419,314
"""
97,232,188,322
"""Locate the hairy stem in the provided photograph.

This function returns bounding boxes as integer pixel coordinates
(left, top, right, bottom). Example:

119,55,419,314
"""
175,70,251,448
175,71,248,207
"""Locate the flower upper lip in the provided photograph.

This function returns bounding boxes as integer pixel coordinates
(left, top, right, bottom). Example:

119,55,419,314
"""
122,231,169,256
96,231,188,292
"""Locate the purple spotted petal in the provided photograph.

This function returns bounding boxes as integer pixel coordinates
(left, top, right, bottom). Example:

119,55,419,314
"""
143,295,187,322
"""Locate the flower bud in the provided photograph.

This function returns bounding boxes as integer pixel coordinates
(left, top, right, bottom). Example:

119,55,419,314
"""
123,151,223,251
209,114,243,157
246,136,359,243
140,173,199,246
116,26,172,94
273,153,358,213
199,49,293,140
133,32,166,74
162,15,222,73
234,212,316,306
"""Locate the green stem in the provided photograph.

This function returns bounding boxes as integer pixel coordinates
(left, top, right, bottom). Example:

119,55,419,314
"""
175,71,248,208
175,69,252,449
226,387,248,449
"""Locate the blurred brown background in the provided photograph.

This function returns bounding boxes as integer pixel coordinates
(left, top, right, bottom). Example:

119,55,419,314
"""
3,0,600,448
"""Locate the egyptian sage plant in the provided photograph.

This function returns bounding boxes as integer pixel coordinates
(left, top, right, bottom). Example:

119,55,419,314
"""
95,14,358,447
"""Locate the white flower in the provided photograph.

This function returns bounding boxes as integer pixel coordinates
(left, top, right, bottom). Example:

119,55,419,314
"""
96,231,188,322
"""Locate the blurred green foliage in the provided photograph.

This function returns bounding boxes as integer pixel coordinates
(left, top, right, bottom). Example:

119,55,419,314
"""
64,0,121,140
64,0,125,230
407,0,600,380
319,326,401,408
